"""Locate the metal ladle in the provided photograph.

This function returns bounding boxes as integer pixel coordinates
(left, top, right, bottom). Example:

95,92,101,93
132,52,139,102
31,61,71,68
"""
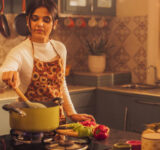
14,87,47,108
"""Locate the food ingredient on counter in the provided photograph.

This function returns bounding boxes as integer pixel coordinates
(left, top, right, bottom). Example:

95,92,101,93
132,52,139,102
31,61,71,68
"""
67,122,93,137
93,125,109,140
80,120,96,127
66,121,110,140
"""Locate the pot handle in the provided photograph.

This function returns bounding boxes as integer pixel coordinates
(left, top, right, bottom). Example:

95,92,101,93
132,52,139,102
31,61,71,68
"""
52,97,63,105
2,104,26,117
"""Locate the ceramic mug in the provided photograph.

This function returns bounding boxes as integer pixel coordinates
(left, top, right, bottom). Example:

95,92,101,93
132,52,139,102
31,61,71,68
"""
98,18,107,28
141,132,160,150
75,18,86,27
64,18,74,27
88,17,97,27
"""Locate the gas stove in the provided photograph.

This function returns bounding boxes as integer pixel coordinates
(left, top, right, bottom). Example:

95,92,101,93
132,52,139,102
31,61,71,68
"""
9,129,91,150
10,129,56,145
1,129,140,150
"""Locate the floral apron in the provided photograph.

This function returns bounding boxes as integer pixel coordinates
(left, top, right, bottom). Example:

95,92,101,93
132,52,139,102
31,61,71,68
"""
24,41,65,124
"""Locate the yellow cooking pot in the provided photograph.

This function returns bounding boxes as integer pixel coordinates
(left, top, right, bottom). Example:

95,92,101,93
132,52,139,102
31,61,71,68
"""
3,98,62,132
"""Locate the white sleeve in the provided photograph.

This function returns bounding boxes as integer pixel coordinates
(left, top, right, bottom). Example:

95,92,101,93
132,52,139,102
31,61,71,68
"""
62,80,77,116
55,41,77,116
0,49,22,88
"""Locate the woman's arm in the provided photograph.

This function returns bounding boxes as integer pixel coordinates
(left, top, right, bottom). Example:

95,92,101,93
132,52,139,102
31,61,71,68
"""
0,48,22,88
54,40,95,122
62,80,77,116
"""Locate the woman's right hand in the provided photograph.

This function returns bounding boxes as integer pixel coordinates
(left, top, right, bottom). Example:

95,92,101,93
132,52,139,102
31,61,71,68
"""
2,71,20,89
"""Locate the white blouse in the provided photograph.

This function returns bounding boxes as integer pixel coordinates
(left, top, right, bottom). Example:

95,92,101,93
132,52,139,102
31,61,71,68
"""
0,38,76,116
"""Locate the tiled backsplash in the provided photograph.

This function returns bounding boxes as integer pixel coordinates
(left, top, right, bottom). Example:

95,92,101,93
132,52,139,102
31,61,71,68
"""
0,14,147,83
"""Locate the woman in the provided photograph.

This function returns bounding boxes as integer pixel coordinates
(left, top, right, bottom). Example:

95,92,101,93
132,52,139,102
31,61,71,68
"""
0,0,95,123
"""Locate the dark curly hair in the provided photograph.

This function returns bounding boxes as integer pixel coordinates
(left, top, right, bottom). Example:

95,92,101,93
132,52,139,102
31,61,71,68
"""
26,0,58,37
26,0,58,22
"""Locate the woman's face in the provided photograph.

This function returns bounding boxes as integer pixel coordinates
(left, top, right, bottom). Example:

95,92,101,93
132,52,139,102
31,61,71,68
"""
28,7,56,43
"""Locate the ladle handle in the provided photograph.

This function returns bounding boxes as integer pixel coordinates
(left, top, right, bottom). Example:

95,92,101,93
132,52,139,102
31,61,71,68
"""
14,87,29,102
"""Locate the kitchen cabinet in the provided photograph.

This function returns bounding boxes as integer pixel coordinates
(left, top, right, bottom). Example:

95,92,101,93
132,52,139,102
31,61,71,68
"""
1,0,27,13
59,0,116,17
96,89,160,133
96,90,128,130
126,95,160,133
70,90,96,116
1,0,58,13
0,99,16,135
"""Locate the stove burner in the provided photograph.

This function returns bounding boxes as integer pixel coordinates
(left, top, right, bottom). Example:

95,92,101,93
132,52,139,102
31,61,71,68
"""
59,139,74,146
45,140,88,150
45,137,89,150
10,130,89,150
10,129,56,145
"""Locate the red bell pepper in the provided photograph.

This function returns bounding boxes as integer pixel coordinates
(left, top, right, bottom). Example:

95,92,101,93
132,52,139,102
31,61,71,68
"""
93,125,109,140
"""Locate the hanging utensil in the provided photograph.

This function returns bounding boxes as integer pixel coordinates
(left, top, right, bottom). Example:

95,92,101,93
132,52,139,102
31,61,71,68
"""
75,18,86,28
14,87,47,108
14,0,30,36
0,0,10,37
64,17,75,27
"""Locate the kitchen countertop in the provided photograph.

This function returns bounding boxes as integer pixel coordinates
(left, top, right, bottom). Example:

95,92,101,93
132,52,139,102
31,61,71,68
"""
0,128,141,150
0,85,160,100
1,84,160,101
98,86,160,98
0,89,18,101
68,85,96,93
0,85,96,101
92,128,140,149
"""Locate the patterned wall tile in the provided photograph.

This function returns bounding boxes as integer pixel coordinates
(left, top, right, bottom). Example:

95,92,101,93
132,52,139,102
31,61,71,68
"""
114,22,131,43
0,14,147,83
107,16,147,83
133,47,146,66
112,47,130,68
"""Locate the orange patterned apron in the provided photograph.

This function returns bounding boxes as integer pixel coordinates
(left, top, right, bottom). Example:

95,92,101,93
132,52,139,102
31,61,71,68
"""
24,41,65,124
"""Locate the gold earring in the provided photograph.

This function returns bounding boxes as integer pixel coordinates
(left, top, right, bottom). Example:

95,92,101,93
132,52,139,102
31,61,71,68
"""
53,25,56,30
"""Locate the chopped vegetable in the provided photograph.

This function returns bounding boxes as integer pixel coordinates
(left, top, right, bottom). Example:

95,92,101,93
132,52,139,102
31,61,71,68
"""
64,122,109,139
67,122,93,137
80,120,96,127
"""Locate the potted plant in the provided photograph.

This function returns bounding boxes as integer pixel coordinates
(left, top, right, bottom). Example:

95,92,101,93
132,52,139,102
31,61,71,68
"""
85,37,109,73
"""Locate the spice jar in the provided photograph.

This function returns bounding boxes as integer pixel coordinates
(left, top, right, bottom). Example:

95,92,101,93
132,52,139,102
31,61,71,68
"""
126,140,141,150
113,143,132,150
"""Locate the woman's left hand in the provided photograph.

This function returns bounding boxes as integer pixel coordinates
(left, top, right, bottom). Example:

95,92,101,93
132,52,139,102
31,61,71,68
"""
69,113,95,122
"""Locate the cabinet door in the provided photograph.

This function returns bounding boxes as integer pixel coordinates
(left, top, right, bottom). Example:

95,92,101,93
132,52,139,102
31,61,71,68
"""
93,0,116,16
59,0,91,16
127,96,160,133
96,90,129,130
59,0,116,16
2,0,58,13
70,90,96,116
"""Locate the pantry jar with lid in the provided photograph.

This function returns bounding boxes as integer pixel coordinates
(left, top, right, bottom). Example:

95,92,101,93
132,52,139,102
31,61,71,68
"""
141,132,160,150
